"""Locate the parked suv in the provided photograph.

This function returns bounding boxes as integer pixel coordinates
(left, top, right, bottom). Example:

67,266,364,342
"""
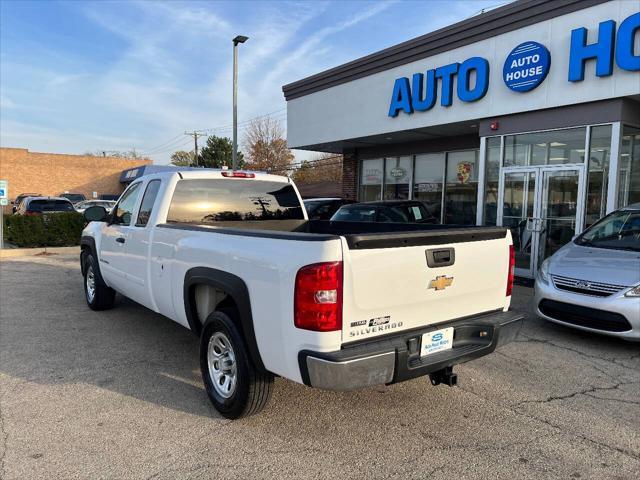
12,193,42,213
16,197,75,215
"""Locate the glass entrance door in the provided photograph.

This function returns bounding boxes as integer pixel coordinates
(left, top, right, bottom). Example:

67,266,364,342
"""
498,165,585,278
500,170,537,275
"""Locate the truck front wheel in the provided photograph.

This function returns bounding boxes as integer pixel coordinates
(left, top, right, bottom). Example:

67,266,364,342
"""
200,311,273,419
83,253,115,311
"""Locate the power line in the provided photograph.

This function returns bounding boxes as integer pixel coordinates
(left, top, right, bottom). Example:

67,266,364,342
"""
139,108,288,157
140,133,187,155
283,155,343,168
202,108,286,133
141,135,193,155
267,156,344,173
145,138,193,157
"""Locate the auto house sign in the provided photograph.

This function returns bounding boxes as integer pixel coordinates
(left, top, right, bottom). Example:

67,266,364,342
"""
388,11,640,117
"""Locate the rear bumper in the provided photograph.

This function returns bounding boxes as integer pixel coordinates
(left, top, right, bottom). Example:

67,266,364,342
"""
299,310,523,391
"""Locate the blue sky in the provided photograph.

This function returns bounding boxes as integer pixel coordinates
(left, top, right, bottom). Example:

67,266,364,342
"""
0,0,501,164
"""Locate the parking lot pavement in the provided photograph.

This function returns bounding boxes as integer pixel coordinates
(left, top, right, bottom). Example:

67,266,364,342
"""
0,254,638,480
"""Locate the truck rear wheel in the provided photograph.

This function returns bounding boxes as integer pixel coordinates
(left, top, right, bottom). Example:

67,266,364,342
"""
83,253,115,311
200,310,273,419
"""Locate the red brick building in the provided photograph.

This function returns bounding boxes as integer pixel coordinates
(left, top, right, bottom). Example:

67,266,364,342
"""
0,147,151,203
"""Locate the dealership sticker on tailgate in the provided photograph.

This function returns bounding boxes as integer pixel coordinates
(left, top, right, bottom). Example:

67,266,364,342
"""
421,327,454,356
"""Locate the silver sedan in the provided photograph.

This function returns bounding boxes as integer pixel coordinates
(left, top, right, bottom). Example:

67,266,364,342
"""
534,203,640,341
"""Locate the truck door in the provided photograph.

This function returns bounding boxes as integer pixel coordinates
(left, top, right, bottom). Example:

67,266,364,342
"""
99,182,142,293
121,179,163,309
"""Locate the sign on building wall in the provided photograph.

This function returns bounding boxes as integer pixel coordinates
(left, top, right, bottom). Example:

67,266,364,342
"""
286,1,640,150
388,11,639,118
503,42,551,92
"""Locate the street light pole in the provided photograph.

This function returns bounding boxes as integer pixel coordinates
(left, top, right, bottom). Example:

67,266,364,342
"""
232,35,248,171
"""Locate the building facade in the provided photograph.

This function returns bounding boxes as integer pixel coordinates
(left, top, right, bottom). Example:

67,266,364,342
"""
284,0,640,278
0,148,151,203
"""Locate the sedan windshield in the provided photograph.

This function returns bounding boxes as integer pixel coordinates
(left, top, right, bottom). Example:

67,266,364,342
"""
576,210,640,251
331,206,377,222
379,204,436,223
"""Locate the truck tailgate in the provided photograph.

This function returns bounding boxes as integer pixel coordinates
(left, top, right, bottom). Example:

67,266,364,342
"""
341,228,511,342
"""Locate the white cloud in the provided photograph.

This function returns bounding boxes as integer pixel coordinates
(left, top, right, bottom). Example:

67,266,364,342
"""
1,0,491,164
0,94,15,109
258,1,398,98
0,119,142,154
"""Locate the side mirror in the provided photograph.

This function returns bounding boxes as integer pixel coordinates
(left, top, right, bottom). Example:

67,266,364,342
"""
84,205,108,222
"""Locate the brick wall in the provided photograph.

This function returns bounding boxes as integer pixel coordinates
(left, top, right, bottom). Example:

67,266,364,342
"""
0,148,151,203
341,152,358,200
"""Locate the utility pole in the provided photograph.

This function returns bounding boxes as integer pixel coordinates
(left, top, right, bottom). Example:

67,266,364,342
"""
232,35,249,170
184,131,206,167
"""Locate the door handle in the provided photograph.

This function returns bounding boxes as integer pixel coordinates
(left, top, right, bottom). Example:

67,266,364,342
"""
116,237,126,244
426,248,455,268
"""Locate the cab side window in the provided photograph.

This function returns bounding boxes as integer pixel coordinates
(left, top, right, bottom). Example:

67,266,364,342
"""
112,183,141,225
136,180,161,227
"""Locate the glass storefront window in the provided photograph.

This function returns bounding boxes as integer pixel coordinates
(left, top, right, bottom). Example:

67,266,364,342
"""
413,153,445,222
383,156,411,200
444,150,478,225
483,137,501,225
619,126,640,208
585,125,612,227
504,127,586,167
359,158,383,201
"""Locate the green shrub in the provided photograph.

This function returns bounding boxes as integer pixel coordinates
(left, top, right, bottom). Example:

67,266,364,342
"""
4,212,86,247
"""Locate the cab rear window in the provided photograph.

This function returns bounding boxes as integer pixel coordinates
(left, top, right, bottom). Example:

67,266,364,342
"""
166,179,304,226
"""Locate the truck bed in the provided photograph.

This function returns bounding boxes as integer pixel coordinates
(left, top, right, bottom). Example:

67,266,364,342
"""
161,219,507,250
303,221,507,249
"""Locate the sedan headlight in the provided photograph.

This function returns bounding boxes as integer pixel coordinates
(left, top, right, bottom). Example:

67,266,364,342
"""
537,258,550,284
625,285,640,297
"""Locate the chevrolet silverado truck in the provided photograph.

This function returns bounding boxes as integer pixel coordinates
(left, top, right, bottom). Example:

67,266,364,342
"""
80,170,523,419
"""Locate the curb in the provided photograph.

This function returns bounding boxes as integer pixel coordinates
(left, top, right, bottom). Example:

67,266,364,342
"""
0,246,80,259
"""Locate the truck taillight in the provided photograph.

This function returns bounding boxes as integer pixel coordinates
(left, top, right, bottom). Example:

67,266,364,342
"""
506,245,515,296
221,171,255,178
294,262,343,332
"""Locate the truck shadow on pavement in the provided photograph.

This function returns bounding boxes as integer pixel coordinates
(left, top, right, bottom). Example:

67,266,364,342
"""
0,259,638,423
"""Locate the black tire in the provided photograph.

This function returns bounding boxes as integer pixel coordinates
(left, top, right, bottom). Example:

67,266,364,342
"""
200,310,273,419
83,253,116,311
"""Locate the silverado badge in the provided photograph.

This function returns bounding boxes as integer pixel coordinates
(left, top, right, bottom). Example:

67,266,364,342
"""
429,275,454,291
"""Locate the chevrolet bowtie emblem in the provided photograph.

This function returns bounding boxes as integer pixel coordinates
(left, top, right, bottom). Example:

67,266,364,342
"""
429,275,454,291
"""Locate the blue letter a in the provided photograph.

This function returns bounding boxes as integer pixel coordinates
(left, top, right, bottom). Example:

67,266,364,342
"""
388,77,413,117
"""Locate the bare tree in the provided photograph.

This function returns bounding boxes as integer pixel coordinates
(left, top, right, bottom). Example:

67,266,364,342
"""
291,153,343,184
84,149,151,160
243,116,293,173
170,150,194,166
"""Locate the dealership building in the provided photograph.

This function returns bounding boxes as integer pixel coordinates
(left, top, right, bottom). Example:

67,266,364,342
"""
283,0,640,278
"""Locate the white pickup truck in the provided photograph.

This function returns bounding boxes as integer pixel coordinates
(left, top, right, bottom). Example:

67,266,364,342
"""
80,170,523,418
